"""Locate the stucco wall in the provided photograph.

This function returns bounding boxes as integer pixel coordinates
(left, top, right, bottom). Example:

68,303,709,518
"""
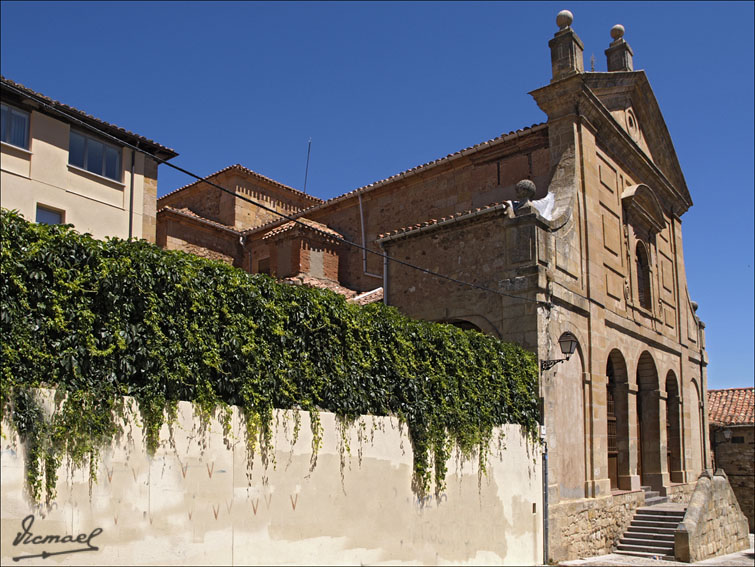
0,110,159,242
1,398,543,565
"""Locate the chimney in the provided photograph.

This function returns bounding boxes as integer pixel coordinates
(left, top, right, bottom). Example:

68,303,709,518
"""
548,10,585,82
605,24,634,72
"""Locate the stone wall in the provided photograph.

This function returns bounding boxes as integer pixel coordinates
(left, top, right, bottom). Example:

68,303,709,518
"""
674,470,750,562
548,489,646,562
1,396,543,566
711,424,755,531
665,480,697,504
156,210,244,268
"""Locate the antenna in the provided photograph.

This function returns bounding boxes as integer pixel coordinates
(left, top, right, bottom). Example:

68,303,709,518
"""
303,138,312,193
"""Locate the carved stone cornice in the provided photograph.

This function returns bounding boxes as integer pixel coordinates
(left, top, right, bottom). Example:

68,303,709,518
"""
529,73,692,216
622,184,666,235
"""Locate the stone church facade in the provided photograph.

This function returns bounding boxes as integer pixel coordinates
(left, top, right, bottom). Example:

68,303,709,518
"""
155,14,711,562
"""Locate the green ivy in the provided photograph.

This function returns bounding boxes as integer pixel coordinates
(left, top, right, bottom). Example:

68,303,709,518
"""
0,208,539,502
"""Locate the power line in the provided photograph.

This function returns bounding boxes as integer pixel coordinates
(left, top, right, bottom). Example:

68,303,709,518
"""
3,82,548,307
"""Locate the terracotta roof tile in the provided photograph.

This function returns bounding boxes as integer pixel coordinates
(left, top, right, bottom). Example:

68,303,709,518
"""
293,123,547,217
1,76,177,158
240,123,547,239
158,164,323,203
377,201,510,240
261,218,342,241
157,206,241,234
281,274,357,299
708,388,754,426
349,287,384,306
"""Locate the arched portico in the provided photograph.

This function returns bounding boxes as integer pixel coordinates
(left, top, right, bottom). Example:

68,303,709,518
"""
665,371,683,483
636,351,667,491
606,350,639,491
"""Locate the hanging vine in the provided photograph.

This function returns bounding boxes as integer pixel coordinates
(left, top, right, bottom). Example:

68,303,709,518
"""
0,208,540,503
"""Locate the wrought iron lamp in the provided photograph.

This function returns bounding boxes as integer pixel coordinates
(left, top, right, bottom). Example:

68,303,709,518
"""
540,333,578,371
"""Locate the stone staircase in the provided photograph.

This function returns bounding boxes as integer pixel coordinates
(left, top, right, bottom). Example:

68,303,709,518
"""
614,488,686,560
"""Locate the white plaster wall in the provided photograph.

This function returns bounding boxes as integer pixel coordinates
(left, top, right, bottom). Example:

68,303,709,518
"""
1,398,543,566
0,109,147,241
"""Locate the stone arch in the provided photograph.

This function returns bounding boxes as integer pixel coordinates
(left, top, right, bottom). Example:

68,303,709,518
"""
636,351,664,490
545,330,587,500
440,315,500,338
606,349,631,490
665,371,683,483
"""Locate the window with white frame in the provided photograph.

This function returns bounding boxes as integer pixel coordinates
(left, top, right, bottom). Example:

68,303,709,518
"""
69,130,121,181
1,103,30,149
36,205,64,225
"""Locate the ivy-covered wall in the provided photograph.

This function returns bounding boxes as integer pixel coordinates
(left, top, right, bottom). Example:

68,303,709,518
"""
0,209,539,502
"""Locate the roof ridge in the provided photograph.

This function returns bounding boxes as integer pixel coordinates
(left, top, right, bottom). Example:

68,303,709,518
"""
1,76,177,157
157,205,241,234
158,163,323,202
291,123,548,218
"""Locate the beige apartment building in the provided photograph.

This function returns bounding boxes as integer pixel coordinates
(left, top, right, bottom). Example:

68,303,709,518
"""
1,76,177,241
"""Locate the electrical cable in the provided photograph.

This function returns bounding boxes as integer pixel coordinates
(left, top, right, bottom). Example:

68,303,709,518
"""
3,82,549,307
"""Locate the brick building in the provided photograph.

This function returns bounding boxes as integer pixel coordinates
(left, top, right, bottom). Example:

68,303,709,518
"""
156,13,718,561
708,388,755,532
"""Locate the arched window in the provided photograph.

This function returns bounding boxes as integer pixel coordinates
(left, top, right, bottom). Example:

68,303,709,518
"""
636,242,651,310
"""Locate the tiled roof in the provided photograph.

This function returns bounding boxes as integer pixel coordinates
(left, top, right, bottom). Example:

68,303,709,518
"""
261,218,342,241
1,76,177,158
157,206,241,235
281,274,357,299
158,164,323,203
377,201,510,241
708,388,754,426
349,287,384,306
293,123,547,216
243,123,547,240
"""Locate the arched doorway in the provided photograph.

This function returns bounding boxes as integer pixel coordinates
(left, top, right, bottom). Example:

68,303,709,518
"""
665,372,683,483
606,350,630,490
636,351,663,490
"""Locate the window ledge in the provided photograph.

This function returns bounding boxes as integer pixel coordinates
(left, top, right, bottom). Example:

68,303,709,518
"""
1,141,32,157
67,164,125,189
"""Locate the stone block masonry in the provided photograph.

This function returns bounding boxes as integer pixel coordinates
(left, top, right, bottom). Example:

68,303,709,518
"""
674,470,750,562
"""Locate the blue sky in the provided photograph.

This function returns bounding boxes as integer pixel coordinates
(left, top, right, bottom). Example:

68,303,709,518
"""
2,2,753,389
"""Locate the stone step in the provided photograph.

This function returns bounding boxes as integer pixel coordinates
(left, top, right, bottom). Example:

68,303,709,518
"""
623,530,675,543
626,525,677,537
634,510,685,521
631,519,680,530
644,495,669,506
635,506,686,516
615,550,676,561
621,534,675,546
617,542,675,554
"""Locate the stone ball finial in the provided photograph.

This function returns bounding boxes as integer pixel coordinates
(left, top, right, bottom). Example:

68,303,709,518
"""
691,301,699,312
610,24,625,41
515,179,536,202
556,10,573,29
